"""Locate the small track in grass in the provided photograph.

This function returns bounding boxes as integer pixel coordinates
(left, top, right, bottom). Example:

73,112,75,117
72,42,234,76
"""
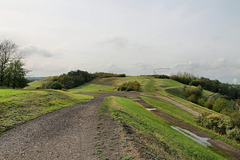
134,97,240,160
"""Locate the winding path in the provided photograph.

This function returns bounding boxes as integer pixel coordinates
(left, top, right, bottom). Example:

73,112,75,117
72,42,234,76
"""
0,92,138,160
0,91,239,160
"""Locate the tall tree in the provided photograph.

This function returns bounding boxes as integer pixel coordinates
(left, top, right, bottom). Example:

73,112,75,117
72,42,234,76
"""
0,40,17,86
6,59,28,89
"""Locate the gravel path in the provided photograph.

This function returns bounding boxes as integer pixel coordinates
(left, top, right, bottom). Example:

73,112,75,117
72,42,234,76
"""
1,91,239,160
0,92,139,160
0,96,103,160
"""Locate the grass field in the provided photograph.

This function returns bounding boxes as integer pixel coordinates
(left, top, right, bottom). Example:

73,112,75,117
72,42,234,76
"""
24,77,53,89
102,96,225,160
68,76,150,93
68,83,116,93
0,89,93,133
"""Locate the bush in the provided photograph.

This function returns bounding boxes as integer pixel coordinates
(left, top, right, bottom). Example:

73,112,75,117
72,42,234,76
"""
197,98,205,106
50,81,63,90
43,70,93,90
154,75,169,79
184,86,202,98
229,112,240,128
118,81,140,91
183,85,203,104
213,98,230,113
41,83,46,89
205,101,213,109
227,127,240,141
196,112,240,141
187,94,197,103
196,113,230,135
93,72,126,78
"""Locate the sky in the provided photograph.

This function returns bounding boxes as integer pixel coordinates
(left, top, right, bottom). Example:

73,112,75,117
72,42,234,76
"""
0,0,240,84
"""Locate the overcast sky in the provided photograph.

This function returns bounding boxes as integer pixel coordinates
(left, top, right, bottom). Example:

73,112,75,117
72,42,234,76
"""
0,0,240,84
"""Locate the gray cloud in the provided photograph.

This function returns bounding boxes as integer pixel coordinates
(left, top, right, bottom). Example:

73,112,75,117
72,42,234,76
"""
22,46,54,57
167,59,240,83
101,36,128,48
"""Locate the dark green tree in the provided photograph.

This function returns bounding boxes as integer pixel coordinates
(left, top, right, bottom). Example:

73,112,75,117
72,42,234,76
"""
5,59,28,88
0,40,17,86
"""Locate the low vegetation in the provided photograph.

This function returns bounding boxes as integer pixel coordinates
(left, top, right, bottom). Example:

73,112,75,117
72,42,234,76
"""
169,72,240,100
92,72,126,78
42,70,93,90
0,89,93,133
102,96,224,160
196,113,240,142
118,81,140,91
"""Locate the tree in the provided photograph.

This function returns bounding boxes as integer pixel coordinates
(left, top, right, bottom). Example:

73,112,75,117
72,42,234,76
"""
0,39,28,88
0,40,17,86
6,59,28,89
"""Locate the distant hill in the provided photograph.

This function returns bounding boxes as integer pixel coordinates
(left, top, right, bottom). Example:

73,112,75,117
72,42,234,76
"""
26,77,45,82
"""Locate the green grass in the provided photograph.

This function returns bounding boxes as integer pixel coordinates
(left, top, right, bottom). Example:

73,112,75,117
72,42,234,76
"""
24,77,53,89
103,96,225,160
0,89,93,133
166,86,214,101
141,96,196,125
68,76,151,93
165,87,186,99
68,83,116,93
141,96,240,150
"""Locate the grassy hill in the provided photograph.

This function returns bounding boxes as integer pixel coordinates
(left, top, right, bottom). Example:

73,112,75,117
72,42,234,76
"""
24,77,54,89
0,89,93,133
2,75,240,159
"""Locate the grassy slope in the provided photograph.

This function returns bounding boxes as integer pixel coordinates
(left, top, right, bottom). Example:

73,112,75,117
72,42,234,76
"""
0,89,93,133
148,78,240,149
68,76,148,93
103,96,224,160
154,78,217,114
87,76,239,150
24,77,53,89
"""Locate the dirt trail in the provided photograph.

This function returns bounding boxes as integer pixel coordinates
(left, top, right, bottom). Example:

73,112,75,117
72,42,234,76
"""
1,91,240,159
0,92,139,160
141,93,200,116
135,97,240,160
0,96,103,160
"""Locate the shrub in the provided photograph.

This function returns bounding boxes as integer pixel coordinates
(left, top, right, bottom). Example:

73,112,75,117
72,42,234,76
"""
196,113,240,141
118,81,140,91
197,98,205,106
229,112,240,128
50,81,63,90
41,83,46,89
184,86,202,98
154,75,169,79
196,113,230,135
213,98,230,113
187,94,197,103
227,127,240,141
205,101,213,109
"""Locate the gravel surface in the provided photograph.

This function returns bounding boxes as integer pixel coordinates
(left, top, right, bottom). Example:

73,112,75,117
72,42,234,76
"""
0,96,104,160
0,92,139,160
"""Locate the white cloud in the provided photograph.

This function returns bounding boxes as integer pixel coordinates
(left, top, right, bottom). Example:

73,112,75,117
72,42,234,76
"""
0,0,239,84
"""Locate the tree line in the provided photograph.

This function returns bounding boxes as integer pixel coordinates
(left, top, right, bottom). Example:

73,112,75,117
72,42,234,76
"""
155,72,240,100
42,71,126,90
0,39,28,88
41,70,93,90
